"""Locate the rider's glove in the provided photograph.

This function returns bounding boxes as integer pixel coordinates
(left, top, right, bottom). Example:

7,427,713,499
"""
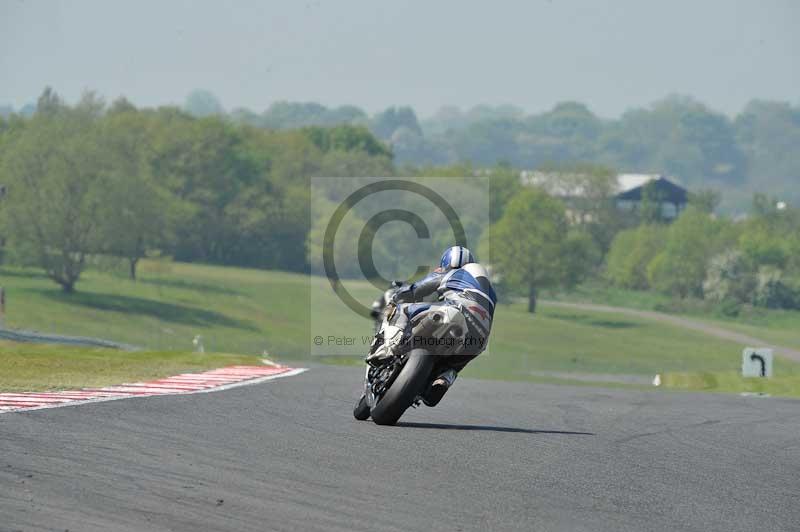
391,284,414,304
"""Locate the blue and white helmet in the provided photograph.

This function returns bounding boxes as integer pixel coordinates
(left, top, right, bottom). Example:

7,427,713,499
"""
439,246,475,271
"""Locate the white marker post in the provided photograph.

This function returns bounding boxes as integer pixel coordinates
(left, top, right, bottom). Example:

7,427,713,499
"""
742,348,773,378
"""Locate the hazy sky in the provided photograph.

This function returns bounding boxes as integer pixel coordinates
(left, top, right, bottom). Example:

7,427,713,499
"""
2,0,798,118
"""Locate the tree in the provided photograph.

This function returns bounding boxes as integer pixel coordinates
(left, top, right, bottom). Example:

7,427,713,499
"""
0,91,106,292
702,250,756,306
606,225,667,290
646,207,737,298
306,194,373,279
183,89,224,117
370,106,422,139
605,96,747,187
486,164,523,223
318,150,394,178
36,86,63,115
98,109,172,279
148,113,261,265
108,96,137,115
450,118,523,167
326,105,369,126
261,101,328,128
527,102,602,145
487,188,571,312
735,100,800,207
388,126,421,160
1,91,407,280
639,180,668,224
739,196,800,273
689,189,721,214
422,104,524,136
259,102,365,129
531,163,622,253
561,230,601,288
303,125,392,158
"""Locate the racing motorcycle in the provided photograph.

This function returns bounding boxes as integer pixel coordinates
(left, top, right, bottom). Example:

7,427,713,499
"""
353,283,468,425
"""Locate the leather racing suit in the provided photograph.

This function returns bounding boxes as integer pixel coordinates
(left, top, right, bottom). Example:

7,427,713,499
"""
390,262,497,371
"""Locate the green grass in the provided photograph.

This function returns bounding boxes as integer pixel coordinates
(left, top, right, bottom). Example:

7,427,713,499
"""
465,303,797,379
0,340,262,392
1,262,311,357
2,261,800,397
547,281,800,351
547,282,675,310
661,371,800,398
693,316,800,352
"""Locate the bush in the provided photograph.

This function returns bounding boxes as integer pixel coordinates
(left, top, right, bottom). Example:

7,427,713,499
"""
739,204,800,273
754,267,800,309
605,225,666,290
646,207,738,298
562,230,602,288
702,250,756,305
717,299,743,317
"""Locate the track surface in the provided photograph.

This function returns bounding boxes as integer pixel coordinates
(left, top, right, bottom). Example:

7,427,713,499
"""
1,366,798,532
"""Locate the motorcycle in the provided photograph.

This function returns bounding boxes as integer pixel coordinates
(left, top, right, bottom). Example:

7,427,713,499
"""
353,283,468,425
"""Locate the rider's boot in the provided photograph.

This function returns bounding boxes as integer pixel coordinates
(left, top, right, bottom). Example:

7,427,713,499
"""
422,368,457,407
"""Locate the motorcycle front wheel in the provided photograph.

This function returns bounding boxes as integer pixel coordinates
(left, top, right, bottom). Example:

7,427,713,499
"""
353,394,371,420
370,349,434,426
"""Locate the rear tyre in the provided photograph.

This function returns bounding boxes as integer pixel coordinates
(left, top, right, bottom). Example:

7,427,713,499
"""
370,349,434,426
353,394,371,420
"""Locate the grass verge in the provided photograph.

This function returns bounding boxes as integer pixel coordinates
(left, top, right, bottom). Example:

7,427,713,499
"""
0,340,262,392
661,371,800,398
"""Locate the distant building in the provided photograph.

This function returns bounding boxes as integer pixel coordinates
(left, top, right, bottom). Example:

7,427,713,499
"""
520,169,607,224
615,174,688,220
520,171,688,222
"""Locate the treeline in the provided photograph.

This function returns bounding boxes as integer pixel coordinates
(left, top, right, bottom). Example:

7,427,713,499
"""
1,88,798,315
605,198,800,313
172,91,800,213
482,180,800,313
7,89,799,213
0,89,393,291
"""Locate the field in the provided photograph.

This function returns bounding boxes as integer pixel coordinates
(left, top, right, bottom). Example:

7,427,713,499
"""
2,261,799,396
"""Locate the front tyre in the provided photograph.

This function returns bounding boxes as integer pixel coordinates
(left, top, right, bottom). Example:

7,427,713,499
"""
370,349,434,426
353,394,370,420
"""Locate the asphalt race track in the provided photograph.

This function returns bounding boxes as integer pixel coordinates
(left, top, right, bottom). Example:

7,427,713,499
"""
1,366,798,532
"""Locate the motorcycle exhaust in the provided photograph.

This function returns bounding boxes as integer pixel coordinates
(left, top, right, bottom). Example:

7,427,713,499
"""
411,312,443,338
410,311,466,355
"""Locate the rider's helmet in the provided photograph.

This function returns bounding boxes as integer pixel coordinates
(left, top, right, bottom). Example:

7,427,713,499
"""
439,246,475,271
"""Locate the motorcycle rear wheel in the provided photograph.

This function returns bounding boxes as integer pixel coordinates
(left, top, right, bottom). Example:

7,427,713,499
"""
370,349,434,426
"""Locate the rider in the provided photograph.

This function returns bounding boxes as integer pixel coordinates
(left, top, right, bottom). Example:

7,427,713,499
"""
368,246,497,406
